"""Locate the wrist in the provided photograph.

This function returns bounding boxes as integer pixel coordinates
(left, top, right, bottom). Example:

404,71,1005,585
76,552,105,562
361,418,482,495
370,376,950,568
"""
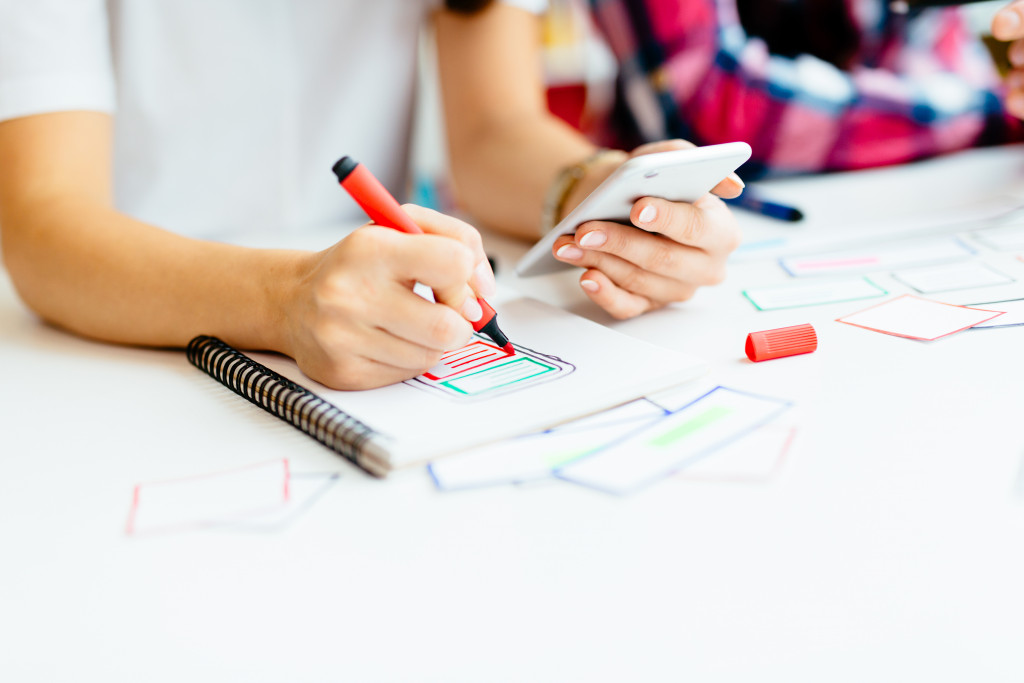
560,151,628,220
539,149,628,238
253,248,315,357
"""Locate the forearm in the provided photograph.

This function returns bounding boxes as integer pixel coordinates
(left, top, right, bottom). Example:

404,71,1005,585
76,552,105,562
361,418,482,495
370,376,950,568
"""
447,111,597,240
1,198,309,352
436,4,610,241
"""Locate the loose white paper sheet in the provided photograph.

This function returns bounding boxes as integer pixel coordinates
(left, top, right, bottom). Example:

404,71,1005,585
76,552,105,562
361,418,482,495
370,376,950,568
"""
780,238,973,277
742,277,887,311
556,387,792,495
973,222,1024,251
969,298,1024,328
427,400,666,490
837,295,1003,340
677,422,796,482
891,262,1013,293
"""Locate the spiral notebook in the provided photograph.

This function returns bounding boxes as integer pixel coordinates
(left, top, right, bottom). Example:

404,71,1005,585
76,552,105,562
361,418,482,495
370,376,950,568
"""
188,296,706,476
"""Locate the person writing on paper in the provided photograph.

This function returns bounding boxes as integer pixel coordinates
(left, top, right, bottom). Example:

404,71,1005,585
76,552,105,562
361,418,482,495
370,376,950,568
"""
0,0,741,392
585,0,1023,179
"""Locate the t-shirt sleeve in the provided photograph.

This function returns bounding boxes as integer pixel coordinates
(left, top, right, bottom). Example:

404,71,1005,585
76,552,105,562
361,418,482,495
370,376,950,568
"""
0,0,115,122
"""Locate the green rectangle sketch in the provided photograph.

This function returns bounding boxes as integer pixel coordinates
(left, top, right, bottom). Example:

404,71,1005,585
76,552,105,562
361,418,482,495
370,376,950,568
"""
441,357,557,396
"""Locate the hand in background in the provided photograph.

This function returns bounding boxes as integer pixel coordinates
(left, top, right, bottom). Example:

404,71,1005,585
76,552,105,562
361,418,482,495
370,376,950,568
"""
286,204,496,390
551,140,744,319
993,2,1024,118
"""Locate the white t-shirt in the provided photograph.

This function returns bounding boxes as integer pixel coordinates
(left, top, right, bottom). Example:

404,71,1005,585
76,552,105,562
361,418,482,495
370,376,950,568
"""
0,0,545,238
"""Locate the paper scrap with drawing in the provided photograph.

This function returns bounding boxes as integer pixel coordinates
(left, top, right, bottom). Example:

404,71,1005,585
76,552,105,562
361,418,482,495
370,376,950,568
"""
779,237,973,277
973,222,1024,251
743,277,886,311
556,386,792,495
124,459,338,536
969,298,1024,329
407,336,573,400
837,295,1003,341
428,399,666,490
677,423,796,483
891,262,1013,294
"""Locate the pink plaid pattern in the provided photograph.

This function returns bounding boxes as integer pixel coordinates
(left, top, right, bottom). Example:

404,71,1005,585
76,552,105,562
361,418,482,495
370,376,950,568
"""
588,0,1023,177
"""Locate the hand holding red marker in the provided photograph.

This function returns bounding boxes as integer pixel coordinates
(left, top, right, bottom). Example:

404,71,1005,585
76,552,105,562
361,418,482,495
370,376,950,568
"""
332,156,513,354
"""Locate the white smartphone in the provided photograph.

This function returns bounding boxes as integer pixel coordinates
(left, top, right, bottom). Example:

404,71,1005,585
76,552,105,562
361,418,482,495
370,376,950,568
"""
515,141,752,277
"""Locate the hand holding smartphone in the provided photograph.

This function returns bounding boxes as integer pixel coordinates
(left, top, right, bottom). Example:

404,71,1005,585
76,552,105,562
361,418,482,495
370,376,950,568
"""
516,141,752,277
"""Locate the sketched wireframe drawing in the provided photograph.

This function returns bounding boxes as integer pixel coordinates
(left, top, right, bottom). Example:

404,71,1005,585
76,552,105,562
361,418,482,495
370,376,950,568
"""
404,333,576,401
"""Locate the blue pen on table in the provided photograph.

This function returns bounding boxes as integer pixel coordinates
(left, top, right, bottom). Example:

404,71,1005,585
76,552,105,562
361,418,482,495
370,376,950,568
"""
725,191,804,223
889,0,993,11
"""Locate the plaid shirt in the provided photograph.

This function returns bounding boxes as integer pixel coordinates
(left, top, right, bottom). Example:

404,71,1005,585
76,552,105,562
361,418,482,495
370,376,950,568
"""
588,0,1023,178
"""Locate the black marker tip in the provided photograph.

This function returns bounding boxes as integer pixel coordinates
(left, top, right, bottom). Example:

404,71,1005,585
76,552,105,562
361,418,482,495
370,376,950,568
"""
332,156,358,183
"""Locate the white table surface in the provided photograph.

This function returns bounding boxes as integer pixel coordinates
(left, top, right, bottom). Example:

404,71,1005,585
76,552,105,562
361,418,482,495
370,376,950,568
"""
3,145,1024,682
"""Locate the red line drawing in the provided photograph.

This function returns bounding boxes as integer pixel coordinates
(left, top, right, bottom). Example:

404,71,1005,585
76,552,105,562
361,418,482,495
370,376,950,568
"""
424,340,512,380
124,458,291,537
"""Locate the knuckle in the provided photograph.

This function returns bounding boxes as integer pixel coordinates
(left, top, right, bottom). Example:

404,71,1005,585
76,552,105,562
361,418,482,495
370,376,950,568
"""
680,210,707,243
399,203,429,224
427,238,474,279
617,266,649,294
320,353,368,390
420,348,444,370
600,224,626,253
670,283,698,302
427,308,469,348
458,221,484,251
346,225,386,254
651,203,676,234
317,273,372,319
450,243,475,278
646,244,677,274
706,263,728,286
606,297,644,320
399,344,444,373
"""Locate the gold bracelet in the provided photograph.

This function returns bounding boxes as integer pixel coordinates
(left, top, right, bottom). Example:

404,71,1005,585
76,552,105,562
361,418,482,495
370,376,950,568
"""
540,148,623,238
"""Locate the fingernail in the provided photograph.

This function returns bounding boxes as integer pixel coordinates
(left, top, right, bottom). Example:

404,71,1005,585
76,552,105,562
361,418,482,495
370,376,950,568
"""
462,297,483,322
638,206,657,224
728,172,745,188
578,231,606,248
472,260,497,297
580,279,599,292
556,244,584,260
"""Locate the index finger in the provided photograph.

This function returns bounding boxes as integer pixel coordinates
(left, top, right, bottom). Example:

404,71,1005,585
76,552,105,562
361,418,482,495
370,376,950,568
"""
993,2,1024,41
629,194,740,253
710,175,744,199
402,204,496,297
375,227,484,327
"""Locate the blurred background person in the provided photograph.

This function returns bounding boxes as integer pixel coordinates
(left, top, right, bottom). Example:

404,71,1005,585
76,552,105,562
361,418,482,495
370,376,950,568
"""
546,0,1024,179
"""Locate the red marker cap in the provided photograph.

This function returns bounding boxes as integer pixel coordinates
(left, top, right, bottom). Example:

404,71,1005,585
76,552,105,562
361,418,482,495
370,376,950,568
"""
745,323,817,362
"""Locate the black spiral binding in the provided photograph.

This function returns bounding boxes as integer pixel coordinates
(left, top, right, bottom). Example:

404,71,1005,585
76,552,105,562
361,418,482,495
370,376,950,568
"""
186,336,379,473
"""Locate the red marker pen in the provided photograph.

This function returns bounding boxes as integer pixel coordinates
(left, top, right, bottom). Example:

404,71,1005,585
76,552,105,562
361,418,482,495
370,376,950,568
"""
332,156,513,355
